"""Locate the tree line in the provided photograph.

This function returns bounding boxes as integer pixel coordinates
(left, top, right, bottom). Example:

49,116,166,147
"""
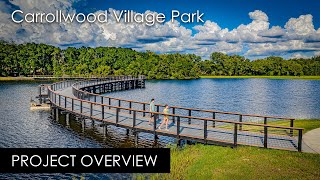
0,41,319,79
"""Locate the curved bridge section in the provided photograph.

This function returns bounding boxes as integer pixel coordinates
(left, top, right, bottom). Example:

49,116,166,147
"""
47,76,304,151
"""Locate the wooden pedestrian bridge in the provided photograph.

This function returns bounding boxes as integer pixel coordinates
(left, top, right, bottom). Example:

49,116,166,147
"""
45,76,304,151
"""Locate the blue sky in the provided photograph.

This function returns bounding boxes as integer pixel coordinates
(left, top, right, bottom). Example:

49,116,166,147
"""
1,0,320,59
80,0,320,30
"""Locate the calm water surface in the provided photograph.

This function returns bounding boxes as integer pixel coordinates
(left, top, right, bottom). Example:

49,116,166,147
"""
0,79,319,179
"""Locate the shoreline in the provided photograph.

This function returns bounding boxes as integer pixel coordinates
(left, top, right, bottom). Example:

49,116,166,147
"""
200,75,320,80
1,75,320,81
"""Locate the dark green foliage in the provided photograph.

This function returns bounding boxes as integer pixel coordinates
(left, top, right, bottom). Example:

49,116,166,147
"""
200,52,320,76
0,42,319,79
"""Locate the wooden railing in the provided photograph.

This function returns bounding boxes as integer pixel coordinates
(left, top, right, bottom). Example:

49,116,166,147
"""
47,77,304,151
72,77,297,136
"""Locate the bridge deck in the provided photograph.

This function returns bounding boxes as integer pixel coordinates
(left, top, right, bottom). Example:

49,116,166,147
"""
53,86,299,151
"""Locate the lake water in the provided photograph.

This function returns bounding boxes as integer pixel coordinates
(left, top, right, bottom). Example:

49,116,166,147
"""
0,78,319,178
108,78,320,120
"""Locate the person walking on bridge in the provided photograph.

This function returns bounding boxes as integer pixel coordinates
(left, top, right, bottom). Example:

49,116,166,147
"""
158,104,169,131
148,98,156,125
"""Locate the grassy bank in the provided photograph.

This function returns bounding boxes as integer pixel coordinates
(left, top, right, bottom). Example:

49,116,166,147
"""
200,75,320,80
137,119,320,179
0,77,35,81
140,144,320,179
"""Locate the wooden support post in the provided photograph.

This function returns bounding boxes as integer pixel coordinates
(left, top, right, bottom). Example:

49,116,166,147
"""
118,100,121,112
264,117,267,124
143,104,146,117
153,113,157,141
108,98,111,109
234,124,238,147
101,96,103,104
64,96,67,108
172,108,175,123
94,95,96,102
133,111,136,128
82,119,85,132
129,102,132,114
71,99,74,111
298,129,302,152
66,113,70,127
101,105,104,120
90,103,93,117
126,129,130,136
58,95,61,106
103,124,108,137
204,120,208,144
80,101,83,113
239,115,243,130
290,120,294,137
188,110,191,124
177,116,180,139
116,108,119,124
55,108,59,121
212,112,216,127
264,126,268,148
157,106,159,112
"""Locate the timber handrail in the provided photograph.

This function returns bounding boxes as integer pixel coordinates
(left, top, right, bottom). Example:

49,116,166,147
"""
72,79,295,121
47,77,304,152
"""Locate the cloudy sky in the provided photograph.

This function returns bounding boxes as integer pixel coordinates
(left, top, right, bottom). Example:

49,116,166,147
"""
0,0,319,59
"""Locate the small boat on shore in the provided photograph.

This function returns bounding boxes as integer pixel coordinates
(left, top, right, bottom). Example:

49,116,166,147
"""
30,98,50,111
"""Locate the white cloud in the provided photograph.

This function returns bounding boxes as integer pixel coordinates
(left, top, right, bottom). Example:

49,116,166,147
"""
285,14,315,35
249,10,268,22
0,0,319,59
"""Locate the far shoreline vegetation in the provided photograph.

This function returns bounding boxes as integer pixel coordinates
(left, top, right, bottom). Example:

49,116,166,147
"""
0,41,319,80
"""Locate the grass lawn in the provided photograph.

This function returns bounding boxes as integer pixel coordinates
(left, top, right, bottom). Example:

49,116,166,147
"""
137,119,320,179
200,75,320,80
138,144,320,180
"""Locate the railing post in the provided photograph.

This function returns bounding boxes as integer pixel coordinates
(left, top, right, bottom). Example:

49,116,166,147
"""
108,98,111,109
153,113,157,138
298,129,302,152
239,115,243,130
94,95,96,102
133,111,136,128
101,105,104,120
64,96,67,108
234,123,238,147
118,100,121,112
116,108,119,124
264,117,267,124
204,120,208,144
177,116,180,138
157,106,159,112
172,107,175,123
80,101,83,113
264,126,268,148
58,95,61,106
290,120,294,137
90,103,93,117
72,99,74,111
143,104,146,117
212,112,216,127
101,96,104,104
129,102,132,114
188,110,191,124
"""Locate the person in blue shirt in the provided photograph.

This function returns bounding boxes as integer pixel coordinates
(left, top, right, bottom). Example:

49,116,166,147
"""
148,98,155,125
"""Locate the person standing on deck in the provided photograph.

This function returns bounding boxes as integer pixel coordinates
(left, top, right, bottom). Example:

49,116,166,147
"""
148,98,156,125
159,104,169,130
